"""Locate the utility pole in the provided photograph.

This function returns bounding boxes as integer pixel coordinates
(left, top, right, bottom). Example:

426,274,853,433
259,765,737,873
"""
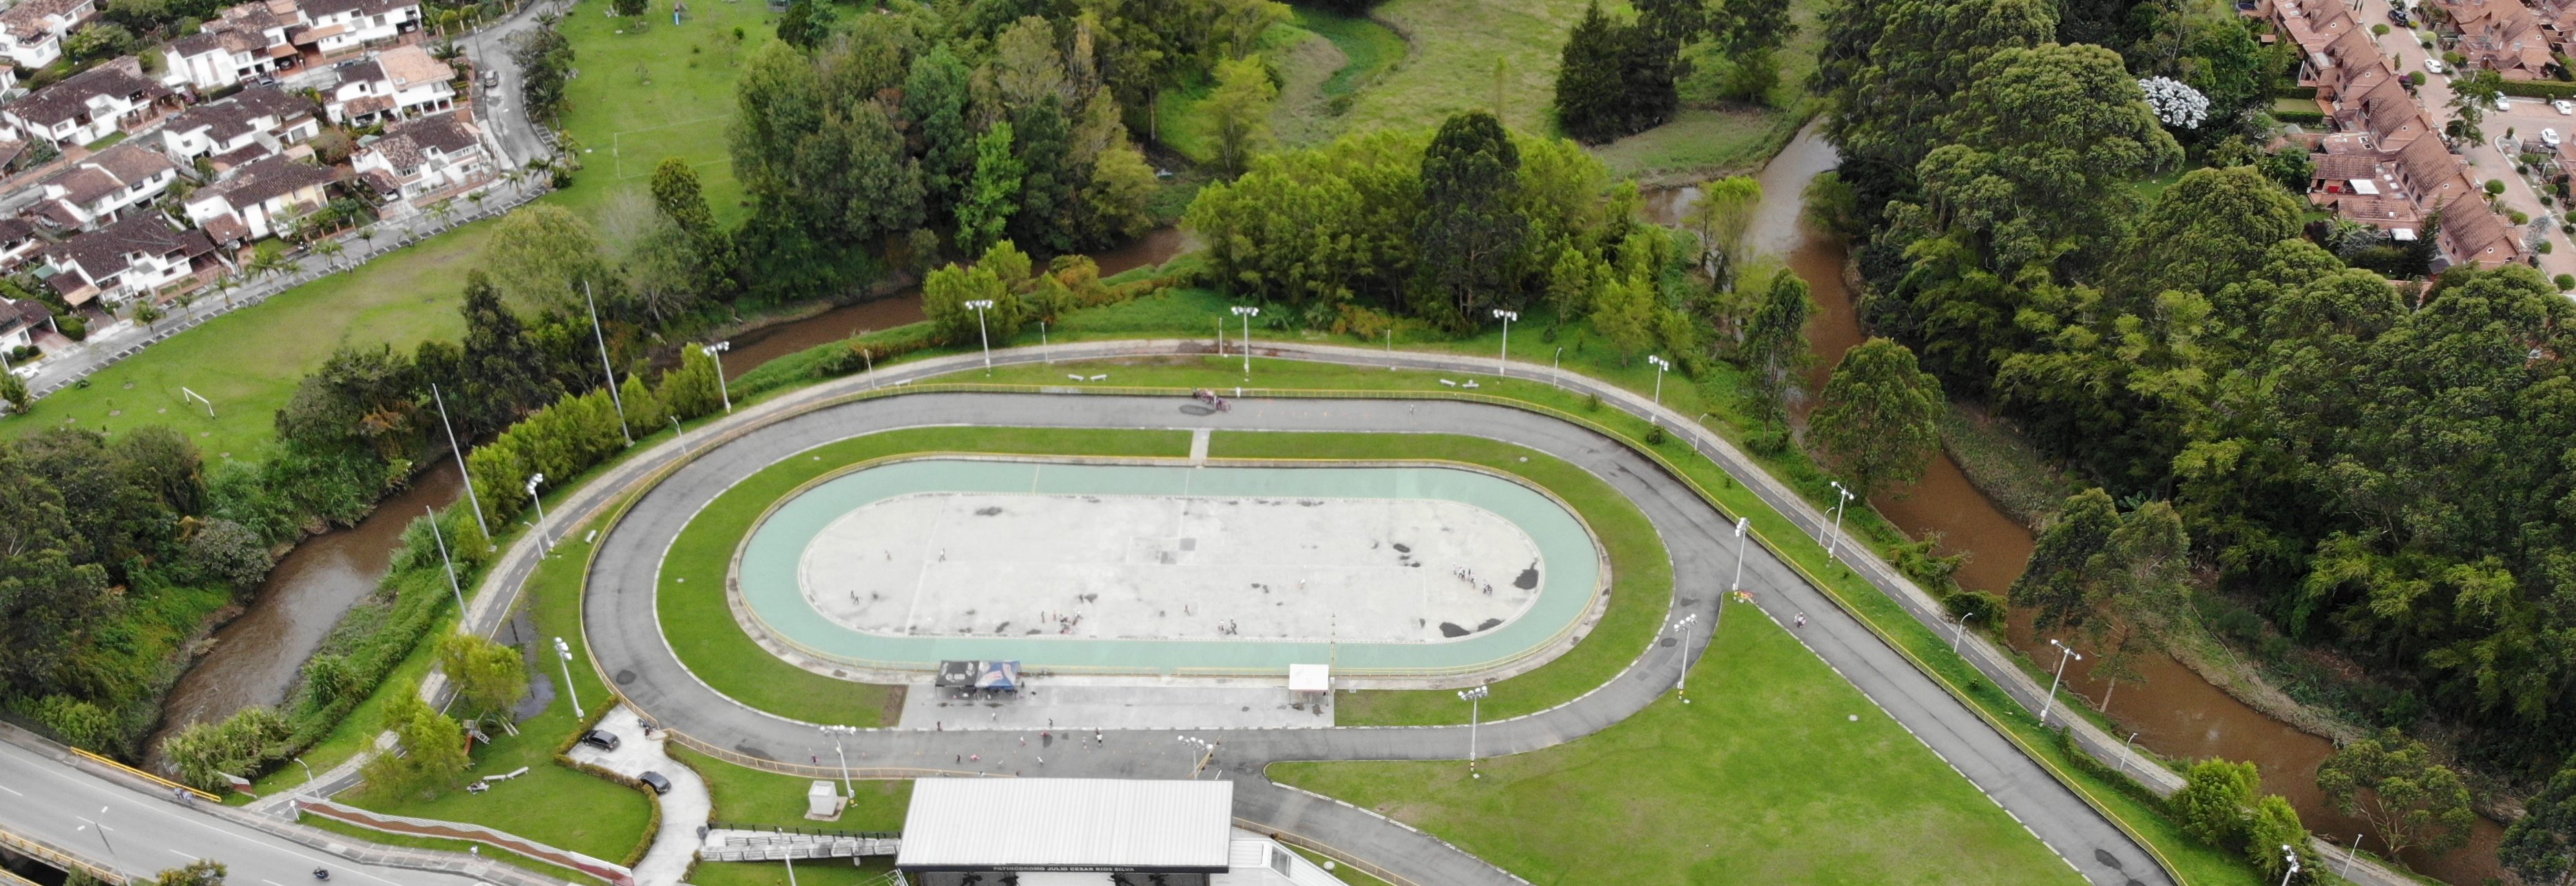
584,282,630,444
1458,685,1489,778
702,341,731,413
553,636,582,718
427,506,465,613
432,383,491,542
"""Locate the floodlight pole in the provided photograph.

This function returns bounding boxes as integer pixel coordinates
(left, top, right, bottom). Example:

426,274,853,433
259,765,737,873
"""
1491,308,1516,377
702,341,731,413
584,282,631,445
1825,481,1856,562
1458,685,1489,777
1729,516,1750,593
1952,611,1977,654
553,636,582,719
525,473,550,553
2040,639,2082,726
1646,355,1671,424
427,506,464,613
431,383,491,543
819,725,855,800
1231,306,1259,378
965,299,995,372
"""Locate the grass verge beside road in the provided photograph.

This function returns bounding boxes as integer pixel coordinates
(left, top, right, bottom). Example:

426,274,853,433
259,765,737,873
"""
6,224,489,456
547,0,777,227
655,426,1191,726
1206,431,1668,726
1273,609,2084,885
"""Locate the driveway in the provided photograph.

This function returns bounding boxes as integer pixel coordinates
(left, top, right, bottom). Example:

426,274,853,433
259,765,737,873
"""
565,705,708,886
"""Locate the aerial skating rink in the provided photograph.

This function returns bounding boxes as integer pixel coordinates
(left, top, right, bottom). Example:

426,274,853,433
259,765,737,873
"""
731,458,1602,674
800,489,1544,644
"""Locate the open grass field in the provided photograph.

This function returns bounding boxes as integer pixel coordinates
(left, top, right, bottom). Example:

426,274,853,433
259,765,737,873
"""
545,0,777,229
3,224,490,456
1273,608,2086,885
676,746,910,830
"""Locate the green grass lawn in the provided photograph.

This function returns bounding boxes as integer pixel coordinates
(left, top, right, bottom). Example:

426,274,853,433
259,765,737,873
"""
1273,608,2084,885
301,816,617,885
678,746,909,829
6,224,490,456
546,0,777,229
347,525,654,865
1204,430,1666,726
656,426,1191,724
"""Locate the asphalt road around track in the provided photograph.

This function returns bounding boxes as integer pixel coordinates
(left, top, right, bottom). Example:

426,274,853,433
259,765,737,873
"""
579,388,2172,886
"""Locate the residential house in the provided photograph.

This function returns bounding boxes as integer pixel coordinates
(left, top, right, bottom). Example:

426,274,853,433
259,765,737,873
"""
2274,0,2362,59
39,212,220,306
0,218,45,271
0,296,50,351
1,57,181,148
156,87,320,169
2455,2,2556,77
0,0,98,70
289,0,421,61
350,112,488,201
31,142,176,230
320,45,453,124
180,154,340,239
2435,193,2524,267
159,2,304,92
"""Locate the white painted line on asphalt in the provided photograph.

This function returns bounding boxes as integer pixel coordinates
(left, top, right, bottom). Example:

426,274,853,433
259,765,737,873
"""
0,783,19,795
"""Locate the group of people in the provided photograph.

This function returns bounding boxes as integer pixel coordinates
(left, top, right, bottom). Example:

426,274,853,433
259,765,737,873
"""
1452,566,1496,597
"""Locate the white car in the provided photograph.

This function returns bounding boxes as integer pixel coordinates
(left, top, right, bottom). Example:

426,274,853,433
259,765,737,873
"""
2425,58,2447,74
2556,99,2574,115
2545,128,2563,147
2498,94,2514,112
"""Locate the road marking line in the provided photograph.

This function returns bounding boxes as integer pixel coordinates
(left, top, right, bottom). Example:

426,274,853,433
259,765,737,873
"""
0,784,19,795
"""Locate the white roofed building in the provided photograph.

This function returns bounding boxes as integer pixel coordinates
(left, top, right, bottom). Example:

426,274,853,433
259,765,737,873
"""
894,779,1341,886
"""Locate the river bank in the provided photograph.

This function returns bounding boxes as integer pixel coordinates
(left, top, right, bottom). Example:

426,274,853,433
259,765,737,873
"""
1732,131,2512,883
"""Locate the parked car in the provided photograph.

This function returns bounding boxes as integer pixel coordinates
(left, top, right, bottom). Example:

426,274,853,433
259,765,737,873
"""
2497,94,2513,112
2387,8,2409,24
578,729,620,752
638,771,672,794
2555,99,2573,115
2425,58,2447,74
2543,128,2562,147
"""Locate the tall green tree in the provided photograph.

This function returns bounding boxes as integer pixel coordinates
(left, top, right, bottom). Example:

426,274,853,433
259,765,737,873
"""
2502,752,2576,885
1205,56,1276,177
1553,2,1630,143
1411,112,1527,330
1689,175,1762,290
1810,338,1943,498
1009,97,1079,255
775,0,828,49
904,45,978,220
2245,795,2312,878
435,634,529,722
957,123,1025,255
2317,728,2476,858
2170,757,2259,847
483,204,608,317
1737,270,1812,430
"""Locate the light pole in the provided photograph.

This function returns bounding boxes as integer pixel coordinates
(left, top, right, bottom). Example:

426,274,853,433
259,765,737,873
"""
74,805,112,866
1728,516,1751,593
431,383,490,542
1951,611,1977,653
1458,685,1489,777
426,506,465,613
701,341,731,413
1551,346,1562,388
1177,736,1218,779
525,473,551,553
1645,355,1671,420
2040,638,2083,726
1824,481,1856,562
2117,731,2139,776
553,636,582,719
1040,319,1049,363
1231,306,1259,378
819,725,857,801
2278,845,2301,886
294,756,316,802
2340,832,2361,879
583,282,631,444
1671,613,1699,702
964,299,995,372
1491,308,1516,377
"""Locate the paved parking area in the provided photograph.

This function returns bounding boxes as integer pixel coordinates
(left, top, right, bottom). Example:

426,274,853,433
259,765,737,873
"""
565,706,709,886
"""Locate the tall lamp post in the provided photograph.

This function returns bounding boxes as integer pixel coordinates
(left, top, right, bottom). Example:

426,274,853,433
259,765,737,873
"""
525,473,551,553
1458,684,1490,778
1231,306,1260,378
702,341,732,413
426,506,465,613
1645,355,1671,420
1671,613,1699,702
1951,611,1978,653
1728,516,1751,593
430,383,490,542
583,282,631,445
2040,638,2083,726
553,636,583,719
73,805,113,867
1491,308,1517,377
1824,481,1856,561
819,725,857,801
2278,845,2301,886
964,299,996,371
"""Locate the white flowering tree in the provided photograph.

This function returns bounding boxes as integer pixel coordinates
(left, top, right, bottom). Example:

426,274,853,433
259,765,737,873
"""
2139,76,2211,130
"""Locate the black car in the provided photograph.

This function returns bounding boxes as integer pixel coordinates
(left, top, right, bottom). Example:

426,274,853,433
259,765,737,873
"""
2387,8,2410,24
638,771,672,794
578,729,620,752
